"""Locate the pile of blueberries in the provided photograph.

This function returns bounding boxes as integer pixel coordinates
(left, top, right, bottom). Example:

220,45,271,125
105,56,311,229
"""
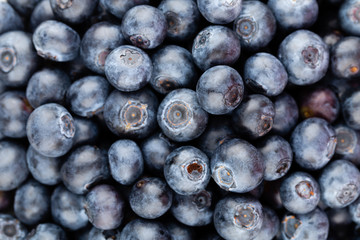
2,0,360,239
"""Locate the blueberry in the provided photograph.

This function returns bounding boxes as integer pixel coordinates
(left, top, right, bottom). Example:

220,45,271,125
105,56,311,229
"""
253,207,279,240
84,184,124,230
171,190,213,227
166,220,195,240
211,138,265,193
108,139,144,185
121,5,167,49
339,0,360,36
26,223,66,240
26,146,62,186
8,0,40,16
14,179,50,225
0,31,38,87
104,45,152,92
290,117,337,170
299,85,340,123
157,88,208,142
158,0,200,41
349,197,360,225
319,159,360,208
100,0,149,19
234,0,276,51
268,0,318,30
119,219,171,240
0,140,28,191
335,124,360,165
0,91,33,138
326,207,353,239
192,25,241,71
129,177,173,219
196,65,244,115
281,208,329,240
51,185,88,231
0,2,23,35
150,45,197,95
26,103,76,158
33,20,80,62
278,30,329,85
67,75,110,117
271,92,299,136
30,0,55,31
26,68,71,109
256,135,293,181
197,0,242,24
331,37,360,79
0,214,28,239
49,0,98,24
164,146,210,195
280,172,320,214
88,227,121,240
61,145,110,195
341,88,360,130
72,116,99,147
80,21,124,75
231,94,275,139
244,52,288,97
104,88,158,139
214,195,263,240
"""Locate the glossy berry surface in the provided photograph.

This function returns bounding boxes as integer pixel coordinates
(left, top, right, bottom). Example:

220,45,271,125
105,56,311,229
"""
26,223,66,240
30,0,55,31
341,88,360,130
0,2,23,35
49,0,98,24
100,0,149,19
197,0,242,24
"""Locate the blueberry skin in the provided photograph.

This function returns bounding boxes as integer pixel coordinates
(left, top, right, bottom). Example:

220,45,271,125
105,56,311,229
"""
244,52,288,97
253,207,279,240
257,135,293,181
166,221,195,240
211,138,265,193
8,0,40,16
33,20,80,62
0,214,28,239
331,37,360,79
103,88,158,139
335,124,360,165
49,0,98,24
84,184,124,230
80,21,124,75
26,68,71,109
349,197,360,224
0,2,23,35
268,0,318,30
72,116,99,147
0,31,38,87
339,0,360,36
88,227,121,240
61,145,110,195
319,159,360,208
30,0,55,31
0,140,28,191
171,190,213,227
108,139,144,185
141,132,177,176
105,45,152,92
281,208,329,240
100,0,149,19
121,5,167,49
231,94,275,139
119,219,171,240
26,103,76,158
342,89,360,130
192,25,241,71
129,177,173,219
290,117,337,170
280,172,320,214
214,195,263,240
67,76,110,117
150,45,197,95
271,92,299,136
26,223,67,240
26,146,62,186
234,0,276,51
164,146,210,195
158,0,200,41
278,30,329,85
51,185,88,231
197,0,242,24
0,91,33,138
157,88,208,142
14,179,51,226
196,65,244,115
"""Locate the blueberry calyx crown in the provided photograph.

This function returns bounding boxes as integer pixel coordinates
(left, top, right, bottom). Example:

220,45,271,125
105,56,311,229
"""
194,31,210,49
163,100,192,129
213,166,236,191
276,158,291,175
235,17,257,41
120,100,148,131
165,11,180,35
301,46,320,69
224,82,243,107
257,115,273,136
192,190,211,210
119,49,142,67
156,77,179,93
129,35,150,49
336,128,356,154
0,47,17,73
282,215,302,239
59,113,75,138
337,183,358,205
233,203,259,230
326,136,337,159
182,159,206,181
56,0,73,9
295,181,315,199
